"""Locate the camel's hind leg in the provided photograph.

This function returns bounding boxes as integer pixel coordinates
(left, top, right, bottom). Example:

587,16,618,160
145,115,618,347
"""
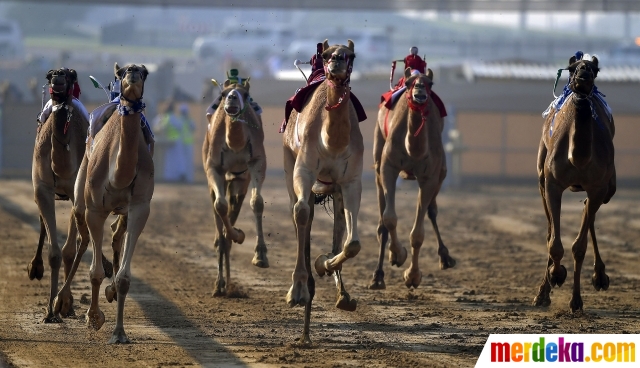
569,191,606,312
109,202,150,344
105,215,127,303
249,157,269,268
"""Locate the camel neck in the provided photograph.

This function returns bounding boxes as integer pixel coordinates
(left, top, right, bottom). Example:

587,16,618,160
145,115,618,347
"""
568,96,593,169
112,105,142,189
50,101,73,179
405,102,429,159
322,80,351,152
225,116,248,152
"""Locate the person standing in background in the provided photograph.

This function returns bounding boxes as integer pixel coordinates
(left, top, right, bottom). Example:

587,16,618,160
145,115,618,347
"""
153,101,195,183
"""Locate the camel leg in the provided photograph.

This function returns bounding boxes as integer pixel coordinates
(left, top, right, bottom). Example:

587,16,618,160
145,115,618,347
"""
370,123,388,289
34,184,63,323
61,210,78,282
380,163,407,267
533,141,555,307
249,158,269,268
108,202,150,344
299,194,315,345
85,209,107,331
318,179,362,279
568,190,607,312
209,188,228,297
540,179,567,292
105,215,127,303
403,178,437,288
590,219,609,292
27,216,46,281
210,170,244,244
285,150,312,308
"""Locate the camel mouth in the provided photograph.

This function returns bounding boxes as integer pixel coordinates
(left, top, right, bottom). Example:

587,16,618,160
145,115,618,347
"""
224,104,240,115
51,82,67,93
413,94,427,104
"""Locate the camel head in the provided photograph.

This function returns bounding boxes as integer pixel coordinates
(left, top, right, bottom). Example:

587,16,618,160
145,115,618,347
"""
567,55,599,97
114,63,148,102
322,39,356,82
222,78,250,116
46,68,77,102
404,67,433,105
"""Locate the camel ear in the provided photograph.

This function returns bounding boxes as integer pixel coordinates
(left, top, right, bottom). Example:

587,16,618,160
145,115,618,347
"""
68,69,78,84
568,56,576,66
426,68,433,80
347,39,354,52
223,79,232,88
46,69,54,82
591,56,599,67
323,39,330,52
242,77,250,89
140,64,149,80
114,62,122,79
404,67,412,79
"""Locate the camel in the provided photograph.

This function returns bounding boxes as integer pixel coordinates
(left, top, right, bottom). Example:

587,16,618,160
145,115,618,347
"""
29,68,112,322
202,76,268,297
369,67,455,290
282,39,364,345
533,54,616,312
71,63,153,344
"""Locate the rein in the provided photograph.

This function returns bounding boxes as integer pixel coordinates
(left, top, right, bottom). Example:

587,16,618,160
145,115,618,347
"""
406,79,430,137
324,79,350,111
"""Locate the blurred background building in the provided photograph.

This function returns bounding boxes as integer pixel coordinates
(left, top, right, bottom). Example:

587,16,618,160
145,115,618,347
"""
0,0,639,185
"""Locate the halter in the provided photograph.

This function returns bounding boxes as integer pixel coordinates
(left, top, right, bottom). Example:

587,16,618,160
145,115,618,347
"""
324,50,353,111
48,70,74,103
405,77,431,137
224,88,248,122
118,93,146,116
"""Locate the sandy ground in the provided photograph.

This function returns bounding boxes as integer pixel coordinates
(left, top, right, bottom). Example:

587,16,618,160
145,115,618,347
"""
1,177,639,368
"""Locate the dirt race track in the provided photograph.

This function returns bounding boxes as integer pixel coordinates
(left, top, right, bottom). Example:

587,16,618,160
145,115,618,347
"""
1,177,639,367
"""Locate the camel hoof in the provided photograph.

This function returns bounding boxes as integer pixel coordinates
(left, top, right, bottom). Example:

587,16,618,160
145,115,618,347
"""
108,328,130,344
213,279,227,297
86,309,105,330
286,281,309,307
335,292,357,311
389,246,407,267
252,249,269,268
314,253,335,277
233,228,245,244
403,268,422,289
54,289,74,317
102,255,113,279
28,259,44,280
368,270,386,290
592,271,609,291
548,264,567,287
294,334,313,347
105,283,117,303
569,295,583,312
532,281,552,307
42,312,63,324
439,254,456,270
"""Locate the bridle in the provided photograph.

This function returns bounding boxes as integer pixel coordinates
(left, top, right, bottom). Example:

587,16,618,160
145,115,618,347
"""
117,69,146,116
405,76,431,137
223,88,248,122
324,50,353,111
47,69,75,137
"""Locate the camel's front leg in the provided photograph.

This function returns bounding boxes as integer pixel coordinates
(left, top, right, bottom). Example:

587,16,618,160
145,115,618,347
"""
370,168,388,289
34,184,62,323
318,180,362,280
380,163,407,267
105,215,127,303
249,158,268,268
286,163,313,308
209,189,228,297
210,169,245,244
108,203,150,344
85,209,108,331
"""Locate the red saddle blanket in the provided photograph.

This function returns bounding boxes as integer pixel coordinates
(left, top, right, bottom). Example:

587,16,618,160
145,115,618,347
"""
280,70,367,133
